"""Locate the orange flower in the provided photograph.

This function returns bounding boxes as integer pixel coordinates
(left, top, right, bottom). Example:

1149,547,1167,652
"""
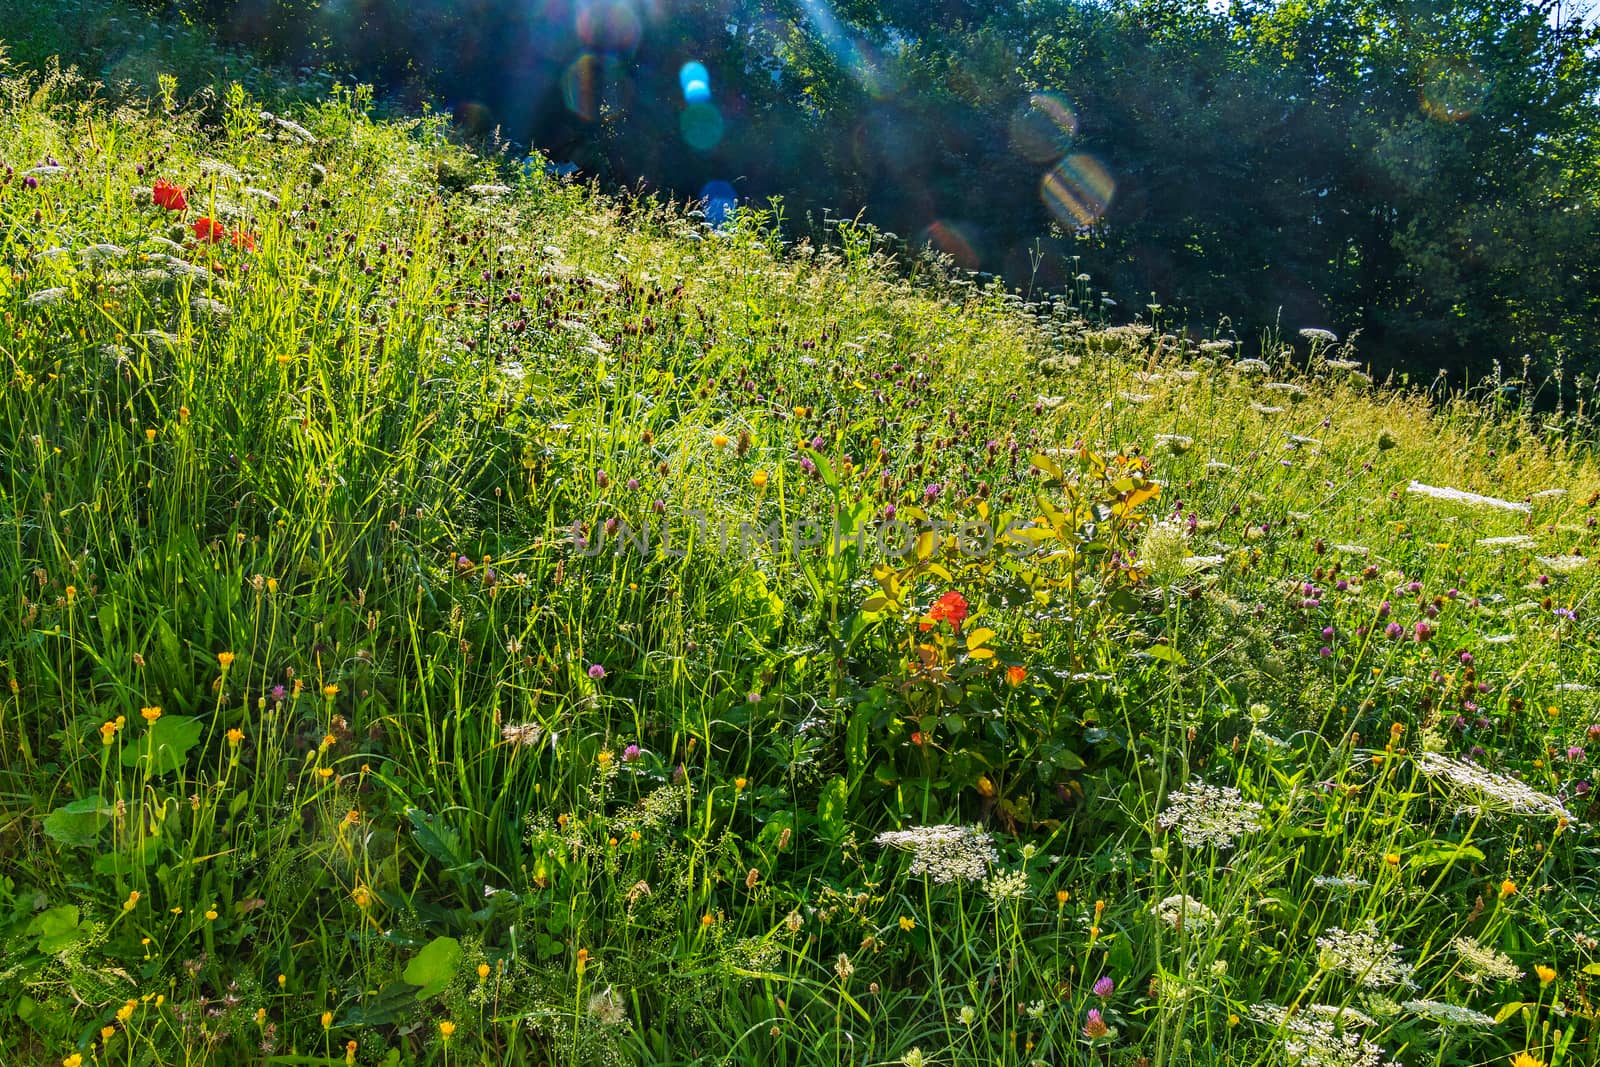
230,229,257,252
1006,665,1027,687
192,217,227,243
152,180,187,211
923,590,968,632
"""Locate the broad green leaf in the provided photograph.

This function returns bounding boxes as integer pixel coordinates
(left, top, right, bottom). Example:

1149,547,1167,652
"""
42,796,113,848
402,936,462,1000
122,715,203,775
27,905,81,952
1146,644,1187,666
817,775,850,844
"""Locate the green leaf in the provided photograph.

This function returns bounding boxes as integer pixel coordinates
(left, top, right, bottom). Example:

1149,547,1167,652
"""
1146,644,1187,666
26,905,81,952
817,775,850,844
407,808,465,869
1494,1001,1525,1025
1408,841,1486,867
337,981,421,1027
41,796,113,848
402,936,462,1000
121,715,203,775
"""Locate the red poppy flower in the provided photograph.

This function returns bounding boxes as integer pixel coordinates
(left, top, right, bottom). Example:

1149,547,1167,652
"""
229,229,257,252
152,180,187,212
192,217,227,242
923,590,968,632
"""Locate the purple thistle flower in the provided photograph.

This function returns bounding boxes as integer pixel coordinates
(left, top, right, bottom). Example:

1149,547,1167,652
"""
588,664,606,680
270,685,287,702
622,744,641,762
1093,975,1114,998
1385,622,1404,639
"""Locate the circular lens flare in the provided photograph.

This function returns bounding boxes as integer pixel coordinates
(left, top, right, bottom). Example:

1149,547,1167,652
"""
1419,57,1488,122
680,101,724,151
576,0,642,53
679,61,711,103
561,53,601,121
1010,93,1079,164
1041,154,1114,229
701,180,736,227
919,219,981,270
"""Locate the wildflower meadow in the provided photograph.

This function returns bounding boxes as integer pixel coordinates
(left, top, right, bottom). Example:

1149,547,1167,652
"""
1,13,1599,1067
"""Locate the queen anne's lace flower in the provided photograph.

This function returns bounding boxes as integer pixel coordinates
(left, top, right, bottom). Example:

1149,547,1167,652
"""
1315,923,1416,989
874,825,997,884
1151,894,1217,931
1402,999,1495,1027
1450,936,1524,984
1415,753,1571,819
1406,481,1530,513
1156,780,1264,848
1249,1003,1390,1067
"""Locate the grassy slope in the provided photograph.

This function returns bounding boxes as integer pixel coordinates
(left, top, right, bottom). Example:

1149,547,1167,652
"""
2,20,1600,1067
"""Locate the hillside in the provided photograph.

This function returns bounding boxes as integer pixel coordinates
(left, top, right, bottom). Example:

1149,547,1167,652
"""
2,27,1600,1067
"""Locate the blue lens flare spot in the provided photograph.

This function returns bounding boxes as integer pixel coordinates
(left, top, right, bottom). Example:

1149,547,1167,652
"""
679,61,711,103
701,180,736,227
680,101,724,151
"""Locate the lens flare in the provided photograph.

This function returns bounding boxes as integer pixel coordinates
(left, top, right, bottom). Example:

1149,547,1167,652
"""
1041,154,1114,228
920,219,981,270
561,53,601,121
575,0,642,53
679,61,711,103
680,102,724,151
1009,93,1079,163
1419,57,1488,122
701,180,736,227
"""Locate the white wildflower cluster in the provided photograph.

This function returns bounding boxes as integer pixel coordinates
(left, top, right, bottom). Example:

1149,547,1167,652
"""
1303,1004,1377,1028
873,825,997,884
1406,481,1531,513
1415,752,1572,819
1249,1003,1389,1067
982,868,1029,906
1311,874,1372,892
1150,894,1218,931
1138,519,1192,584
1300,328,1338,343
1315,923,1415,989
1402,999,1495,1027
1450,936,1524,984
1535,554,1588,574
1477,534,1537,550
1156,779,1264,849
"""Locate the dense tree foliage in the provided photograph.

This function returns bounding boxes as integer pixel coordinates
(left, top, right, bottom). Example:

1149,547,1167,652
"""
160,0,1600,377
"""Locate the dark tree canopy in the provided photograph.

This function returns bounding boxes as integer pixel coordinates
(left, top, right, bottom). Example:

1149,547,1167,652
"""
166,0,1600,377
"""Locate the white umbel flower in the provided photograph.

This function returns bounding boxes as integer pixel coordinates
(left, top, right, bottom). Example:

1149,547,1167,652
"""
1407,481,1530,513
874,825,997,884
1156,779,1264,849
1415,752,1571,819
1315,923,1415,989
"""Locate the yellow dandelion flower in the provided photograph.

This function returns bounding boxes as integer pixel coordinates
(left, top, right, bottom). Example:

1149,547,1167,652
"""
1536,964,1556,984
734,777,747,791
317,766,334,780
1500,879,1517,899
751,470,769,489
140,706,162,722
217,651,235,669
439,1020,456,1040
478,963,491,979
1511,1054,1546,1067
226,728,244,745
255,1007,266,1025
712,434,730,449
1385,852,1401,866
322,684,339,699
63,1055,83,1067
321,1011,333,1030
